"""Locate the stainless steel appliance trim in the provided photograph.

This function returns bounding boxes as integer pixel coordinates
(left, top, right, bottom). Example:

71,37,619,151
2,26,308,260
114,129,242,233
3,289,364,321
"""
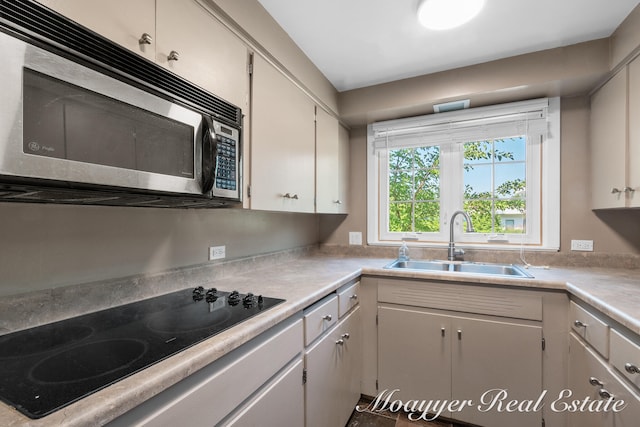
0,30,204,196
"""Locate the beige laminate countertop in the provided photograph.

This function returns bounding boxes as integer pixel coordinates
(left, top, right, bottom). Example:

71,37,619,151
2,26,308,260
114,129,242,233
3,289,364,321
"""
3,255,640,426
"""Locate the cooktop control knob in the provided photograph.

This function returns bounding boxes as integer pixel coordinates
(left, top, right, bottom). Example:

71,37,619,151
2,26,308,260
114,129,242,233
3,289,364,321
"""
205,288,218,303
228,290,240,305
192,286,205,301
242,293,255,307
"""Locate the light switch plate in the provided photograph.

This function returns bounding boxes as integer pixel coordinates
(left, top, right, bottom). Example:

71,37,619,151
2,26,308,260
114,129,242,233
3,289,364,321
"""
209,245,226,260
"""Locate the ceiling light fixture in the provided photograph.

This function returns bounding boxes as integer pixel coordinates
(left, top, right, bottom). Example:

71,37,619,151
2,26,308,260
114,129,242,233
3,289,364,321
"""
417,0,485,31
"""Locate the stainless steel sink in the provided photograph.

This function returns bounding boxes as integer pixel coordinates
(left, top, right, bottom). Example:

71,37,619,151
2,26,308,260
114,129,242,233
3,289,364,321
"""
384,259,533,278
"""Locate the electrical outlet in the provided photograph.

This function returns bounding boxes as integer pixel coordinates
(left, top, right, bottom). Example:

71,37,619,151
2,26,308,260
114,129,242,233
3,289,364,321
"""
571,240,594,252
348,232,362,245
209,245,226,260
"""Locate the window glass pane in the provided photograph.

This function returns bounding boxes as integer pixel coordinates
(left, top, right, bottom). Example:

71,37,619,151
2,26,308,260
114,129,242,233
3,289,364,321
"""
388,146,441,232
463,137,526,234
389,202,413,232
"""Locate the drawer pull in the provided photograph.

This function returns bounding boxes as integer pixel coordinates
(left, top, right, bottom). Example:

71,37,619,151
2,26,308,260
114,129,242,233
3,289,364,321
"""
341,333,350,340
598,389,614,400
322,315,332,321
574,320,588,328
336,339,344,345
589,377,603,387
625,363,640,374
350,294,358,300
457,329,462,340
441,327,445,337
167,50,180,61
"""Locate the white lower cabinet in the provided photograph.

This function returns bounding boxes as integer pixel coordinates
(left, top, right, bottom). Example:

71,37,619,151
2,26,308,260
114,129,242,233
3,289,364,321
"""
376,278,544,427
304,299,362,427
106,314,303,427
220,357,304,426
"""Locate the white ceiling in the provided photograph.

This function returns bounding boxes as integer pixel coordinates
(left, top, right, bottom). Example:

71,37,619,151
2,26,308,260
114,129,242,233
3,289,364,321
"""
257,0,640,92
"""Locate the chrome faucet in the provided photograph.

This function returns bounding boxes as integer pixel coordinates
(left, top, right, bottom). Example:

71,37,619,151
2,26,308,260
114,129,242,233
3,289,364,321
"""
448,210,475,261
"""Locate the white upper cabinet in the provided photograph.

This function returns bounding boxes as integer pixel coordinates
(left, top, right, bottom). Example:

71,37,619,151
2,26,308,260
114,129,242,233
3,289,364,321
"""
155,0,249,110
38,0,156,62
591,55,640,209
250,54,316,213
37,0,249,109
315,108,348,214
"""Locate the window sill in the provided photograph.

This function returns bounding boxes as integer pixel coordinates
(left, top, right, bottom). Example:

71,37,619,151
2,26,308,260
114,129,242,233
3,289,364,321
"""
367,241,560,252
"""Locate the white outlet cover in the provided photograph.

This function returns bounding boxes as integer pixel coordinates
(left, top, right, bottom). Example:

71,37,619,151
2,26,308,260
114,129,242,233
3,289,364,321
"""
570,240,594,251
349,232,363,245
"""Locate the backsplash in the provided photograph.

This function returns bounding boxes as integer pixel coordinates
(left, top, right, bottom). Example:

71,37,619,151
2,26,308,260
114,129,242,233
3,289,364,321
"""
318,244,640,269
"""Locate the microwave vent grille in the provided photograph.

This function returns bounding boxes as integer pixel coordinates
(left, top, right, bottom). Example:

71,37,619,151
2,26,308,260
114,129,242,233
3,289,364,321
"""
0,0,241,127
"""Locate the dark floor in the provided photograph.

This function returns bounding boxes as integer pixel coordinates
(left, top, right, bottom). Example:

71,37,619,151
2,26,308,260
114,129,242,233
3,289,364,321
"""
346,396,476,427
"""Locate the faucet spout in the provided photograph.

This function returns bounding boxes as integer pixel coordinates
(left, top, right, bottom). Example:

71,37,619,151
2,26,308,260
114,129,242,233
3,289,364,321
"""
448,210,475,261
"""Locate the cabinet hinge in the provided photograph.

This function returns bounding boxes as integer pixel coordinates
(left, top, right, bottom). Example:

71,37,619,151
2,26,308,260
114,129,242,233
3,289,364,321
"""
542,337,546,351
247,185,251,198
302,368,307,385
542,417,545,427
248,53,254,75
376,314,378,326
375,379,379,391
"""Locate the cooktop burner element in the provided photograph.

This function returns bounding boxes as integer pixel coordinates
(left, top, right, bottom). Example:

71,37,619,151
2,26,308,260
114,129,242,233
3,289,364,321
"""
0,287,284,419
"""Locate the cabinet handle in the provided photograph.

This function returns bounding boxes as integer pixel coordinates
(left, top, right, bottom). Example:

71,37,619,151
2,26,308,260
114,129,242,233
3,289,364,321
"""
589,377,603,387
611,187,622,194
623,187,636,193
167,50,180,61
598,389,614,400
574,320,587,328
341,333,350,340
138,33,153,45
283,193,299,199
334,200,342,204
322,315,332,321
457,329,462,340
336,339,344,345
625,363,640,374
349,294,358,300
441,327,445,337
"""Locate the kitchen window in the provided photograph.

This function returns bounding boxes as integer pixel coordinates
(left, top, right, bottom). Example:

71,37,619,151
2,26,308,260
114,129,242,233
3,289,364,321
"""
367,98,560,250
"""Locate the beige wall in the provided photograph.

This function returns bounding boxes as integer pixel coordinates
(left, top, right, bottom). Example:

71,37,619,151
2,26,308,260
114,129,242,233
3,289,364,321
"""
0,203,318,297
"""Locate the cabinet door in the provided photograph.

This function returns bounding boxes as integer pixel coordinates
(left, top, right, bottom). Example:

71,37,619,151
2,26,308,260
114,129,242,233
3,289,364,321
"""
37,0,156,62
337,124,350,214
315,107,341,213
251,55,315,212
377,305,452,411
451,315,542,427
221,358,304,427
338,306,362,421
569,334,640,427
156,0,249,110
305,307,361,427
629,56,640,207
590,70,628,209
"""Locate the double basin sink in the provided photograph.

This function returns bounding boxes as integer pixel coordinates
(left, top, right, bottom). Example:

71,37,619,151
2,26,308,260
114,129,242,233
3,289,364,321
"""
384,259,533,278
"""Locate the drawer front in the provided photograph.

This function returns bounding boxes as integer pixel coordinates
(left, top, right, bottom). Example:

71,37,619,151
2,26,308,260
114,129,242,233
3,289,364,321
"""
304,295,338,346
377,278,542,321
570,301,609,358
610,329,640,389
338,281,360,318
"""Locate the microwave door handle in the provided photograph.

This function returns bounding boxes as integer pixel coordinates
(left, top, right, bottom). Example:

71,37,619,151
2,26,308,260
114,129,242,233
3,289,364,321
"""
201,116,217,194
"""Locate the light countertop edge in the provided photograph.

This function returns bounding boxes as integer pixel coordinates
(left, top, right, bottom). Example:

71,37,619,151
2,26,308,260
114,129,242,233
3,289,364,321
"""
2,256,639,426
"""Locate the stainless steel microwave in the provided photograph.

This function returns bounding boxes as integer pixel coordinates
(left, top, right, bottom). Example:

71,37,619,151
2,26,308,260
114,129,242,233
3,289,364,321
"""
0,3,242,208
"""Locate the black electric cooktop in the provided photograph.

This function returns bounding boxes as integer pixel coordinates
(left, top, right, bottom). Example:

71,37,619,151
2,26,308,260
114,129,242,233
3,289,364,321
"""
0,287,284,419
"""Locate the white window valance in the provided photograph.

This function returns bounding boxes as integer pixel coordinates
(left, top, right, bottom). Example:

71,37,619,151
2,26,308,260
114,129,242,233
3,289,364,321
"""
369,98,551,151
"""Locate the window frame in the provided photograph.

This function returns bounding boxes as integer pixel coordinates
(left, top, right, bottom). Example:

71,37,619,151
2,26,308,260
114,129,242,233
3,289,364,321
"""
367,97,560,251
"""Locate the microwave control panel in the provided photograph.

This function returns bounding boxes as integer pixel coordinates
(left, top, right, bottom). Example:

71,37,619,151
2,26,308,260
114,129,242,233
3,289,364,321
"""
211,121,240,200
